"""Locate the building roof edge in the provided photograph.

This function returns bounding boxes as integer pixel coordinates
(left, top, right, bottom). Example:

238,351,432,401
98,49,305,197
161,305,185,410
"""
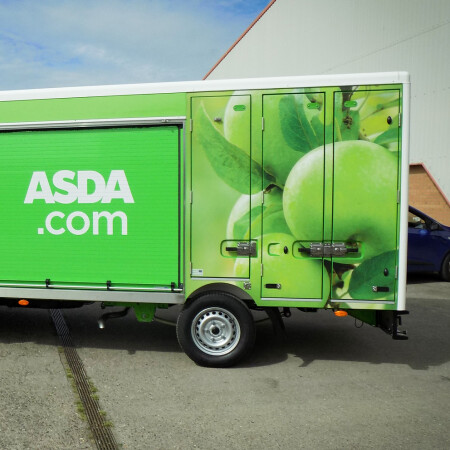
203,0,278,80
410,162,450,206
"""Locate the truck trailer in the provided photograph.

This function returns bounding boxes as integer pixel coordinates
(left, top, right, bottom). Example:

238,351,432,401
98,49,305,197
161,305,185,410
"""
0,72,410,366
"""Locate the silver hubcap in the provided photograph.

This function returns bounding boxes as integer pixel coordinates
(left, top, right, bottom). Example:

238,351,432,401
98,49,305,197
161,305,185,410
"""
191,307,241,356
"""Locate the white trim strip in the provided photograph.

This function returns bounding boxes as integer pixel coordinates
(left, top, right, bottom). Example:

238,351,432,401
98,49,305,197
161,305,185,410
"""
330,299,395,305
0,72,410,102
0,282,182,293
397,82,411,311
0,287,185,304
0,117,185,131
260,297,321,302
190,277,249,282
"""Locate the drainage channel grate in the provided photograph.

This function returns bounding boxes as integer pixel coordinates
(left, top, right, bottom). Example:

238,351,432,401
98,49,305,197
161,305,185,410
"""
51,309,118,450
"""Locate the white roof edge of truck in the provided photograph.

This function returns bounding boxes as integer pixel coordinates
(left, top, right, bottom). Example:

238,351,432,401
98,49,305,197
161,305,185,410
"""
0,71,410,102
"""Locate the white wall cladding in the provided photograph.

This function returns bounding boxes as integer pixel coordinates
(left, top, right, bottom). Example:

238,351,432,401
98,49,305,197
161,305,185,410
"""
207,0,450,201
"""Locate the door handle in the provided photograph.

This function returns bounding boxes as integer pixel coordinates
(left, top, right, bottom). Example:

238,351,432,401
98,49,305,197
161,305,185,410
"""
265,283,281,289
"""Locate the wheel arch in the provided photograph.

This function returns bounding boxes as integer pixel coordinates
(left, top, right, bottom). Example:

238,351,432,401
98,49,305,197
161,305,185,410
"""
187,282,255,305
440,250,450,281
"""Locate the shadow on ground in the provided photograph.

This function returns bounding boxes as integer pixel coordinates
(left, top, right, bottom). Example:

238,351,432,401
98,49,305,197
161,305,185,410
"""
1,277,448,371
407,272,444,284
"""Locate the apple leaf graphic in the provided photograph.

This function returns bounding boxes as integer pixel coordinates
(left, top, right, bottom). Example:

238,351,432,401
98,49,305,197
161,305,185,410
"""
279,94,321,152
348,250,396,299
195,104,274,194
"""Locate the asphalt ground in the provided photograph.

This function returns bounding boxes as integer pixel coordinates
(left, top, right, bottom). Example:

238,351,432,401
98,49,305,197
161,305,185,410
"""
0,274,449,449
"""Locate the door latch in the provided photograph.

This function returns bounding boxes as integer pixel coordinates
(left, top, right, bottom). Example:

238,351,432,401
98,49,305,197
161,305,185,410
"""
225,241,257,257
298,242,358,257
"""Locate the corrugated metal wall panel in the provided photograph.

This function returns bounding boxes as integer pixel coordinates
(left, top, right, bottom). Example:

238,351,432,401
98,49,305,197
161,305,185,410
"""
207,0,450,202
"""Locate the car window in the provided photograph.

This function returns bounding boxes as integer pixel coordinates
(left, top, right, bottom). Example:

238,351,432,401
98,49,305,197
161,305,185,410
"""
408,211,426,229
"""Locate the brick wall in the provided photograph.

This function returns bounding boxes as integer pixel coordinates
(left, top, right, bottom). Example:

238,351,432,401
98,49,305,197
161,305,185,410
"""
409,164,450,225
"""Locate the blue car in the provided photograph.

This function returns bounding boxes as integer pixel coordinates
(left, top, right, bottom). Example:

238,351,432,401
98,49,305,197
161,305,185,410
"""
408,206,450,281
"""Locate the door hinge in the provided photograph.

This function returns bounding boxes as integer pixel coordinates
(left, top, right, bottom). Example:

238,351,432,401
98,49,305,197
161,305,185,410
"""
190,119,193,132
397,190,400,204
190,191,193,204
398,113,402,127
395,265,398,279
261,263,264,276
262,117,265,131
190,261,192,275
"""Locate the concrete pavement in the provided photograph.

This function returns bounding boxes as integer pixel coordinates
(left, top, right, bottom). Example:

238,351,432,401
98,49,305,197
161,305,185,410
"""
0,275,449,449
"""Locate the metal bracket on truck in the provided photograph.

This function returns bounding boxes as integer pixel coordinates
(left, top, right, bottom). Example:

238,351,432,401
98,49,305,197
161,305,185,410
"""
377,310,409,340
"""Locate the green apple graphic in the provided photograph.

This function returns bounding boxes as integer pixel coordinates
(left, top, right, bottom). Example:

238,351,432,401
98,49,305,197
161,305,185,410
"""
193,96,273,194
357,89,399,119
260,233,329,299
226,186,291,240
353,89,399,141
224,93,324,186
195,96,230,135
234,232,329,299
360,106,398,139
226,191,262,240
259,95,307,185
283,140,398,258
223,93,251,150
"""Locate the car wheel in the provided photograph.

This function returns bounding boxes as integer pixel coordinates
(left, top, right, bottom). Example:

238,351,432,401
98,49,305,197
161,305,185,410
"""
177,292,255,367
440,253,450,282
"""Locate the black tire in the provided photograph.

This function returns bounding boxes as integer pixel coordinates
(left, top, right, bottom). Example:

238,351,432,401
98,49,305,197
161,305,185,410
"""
176,292,256,367
440,253,450,282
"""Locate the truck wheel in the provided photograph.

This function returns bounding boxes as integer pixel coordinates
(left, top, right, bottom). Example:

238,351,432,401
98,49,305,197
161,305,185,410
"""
176,292,255,367
441,253,450,281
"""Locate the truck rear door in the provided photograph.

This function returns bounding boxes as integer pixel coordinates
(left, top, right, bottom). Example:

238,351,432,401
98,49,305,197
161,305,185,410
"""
261,93,326,300
190,95,253,279
330,89,401,303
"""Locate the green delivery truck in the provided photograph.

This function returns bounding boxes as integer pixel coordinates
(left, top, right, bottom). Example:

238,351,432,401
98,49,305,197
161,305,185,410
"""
0,72,410,366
